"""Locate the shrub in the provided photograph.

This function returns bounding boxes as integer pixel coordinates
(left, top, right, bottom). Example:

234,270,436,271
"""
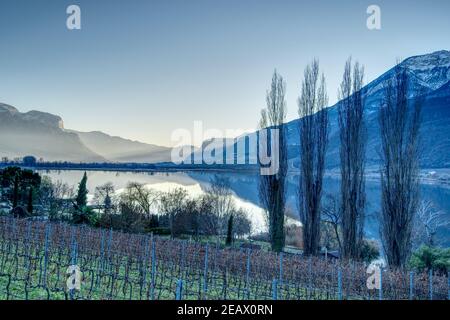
359,239,380,264
285,225,303,248
98,203,146,234
409,245,450,275
72,206,96,225
146,227,171,236
11,206,29,219
249,232,269,242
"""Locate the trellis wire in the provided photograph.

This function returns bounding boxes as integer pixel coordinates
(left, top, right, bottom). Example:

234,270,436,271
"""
0,216,448,301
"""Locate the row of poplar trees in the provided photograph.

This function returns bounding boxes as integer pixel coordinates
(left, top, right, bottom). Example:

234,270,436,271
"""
259,59,421,268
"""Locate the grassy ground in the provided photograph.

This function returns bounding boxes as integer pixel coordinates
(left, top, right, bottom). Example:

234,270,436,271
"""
0,236,337,300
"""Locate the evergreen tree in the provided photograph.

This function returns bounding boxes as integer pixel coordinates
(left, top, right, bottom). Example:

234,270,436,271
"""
27,187,33,215
226,214,234,246
73,172,94,225
104,193,112,214
12,174,19,208
75,172,88,210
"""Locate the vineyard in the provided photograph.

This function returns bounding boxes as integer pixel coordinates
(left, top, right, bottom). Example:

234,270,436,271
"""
0,216,448,300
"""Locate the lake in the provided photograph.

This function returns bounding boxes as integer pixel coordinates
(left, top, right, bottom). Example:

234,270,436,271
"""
38,170,450,245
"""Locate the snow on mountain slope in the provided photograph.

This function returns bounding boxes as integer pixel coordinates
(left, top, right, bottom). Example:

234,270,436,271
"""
402,50,450,90
223,51,450,169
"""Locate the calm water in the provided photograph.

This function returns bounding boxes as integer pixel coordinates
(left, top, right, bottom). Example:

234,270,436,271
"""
38,170,450,245
39,170,269,234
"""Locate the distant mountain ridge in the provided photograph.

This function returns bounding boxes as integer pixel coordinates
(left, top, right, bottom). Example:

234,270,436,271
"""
320,50,450,168
0,103,172,163
67,130,172,163
0,103,104,162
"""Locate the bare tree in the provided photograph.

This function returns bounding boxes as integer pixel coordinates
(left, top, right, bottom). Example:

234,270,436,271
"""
259,70,287,252
120,182,159,219
39,177,75,221
298,60,329,256
338,58,366,260
413,200,449,247
196,194,219,236
231,207,252,238
207,175,235,238
321,194,342,252
159,187,188,238
379,64,422,268
94,182,115,214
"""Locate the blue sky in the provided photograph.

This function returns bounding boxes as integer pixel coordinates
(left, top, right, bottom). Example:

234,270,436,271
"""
0,0,449,147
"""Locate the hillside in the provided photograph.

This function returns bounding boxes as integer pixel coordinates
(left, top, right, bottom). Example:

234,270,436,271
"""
68,130,172,163
0,104,105,162
0,104,172,163
220,50,450,169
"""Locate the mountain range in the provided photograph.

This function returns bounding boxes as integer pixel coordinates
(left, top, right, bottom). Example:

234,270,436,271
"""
0,103,172,163
1,50,449,168
317,50,450,168
196,50,450,169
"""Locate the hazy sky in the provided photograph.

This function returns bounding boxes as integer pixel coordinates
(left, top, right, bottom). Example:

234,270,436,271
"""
0,0,449,147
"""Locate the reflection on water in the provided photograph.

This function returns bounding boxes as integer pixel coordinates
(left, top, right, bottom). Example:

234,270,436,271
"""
38,170,450,245
39,170,268,234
